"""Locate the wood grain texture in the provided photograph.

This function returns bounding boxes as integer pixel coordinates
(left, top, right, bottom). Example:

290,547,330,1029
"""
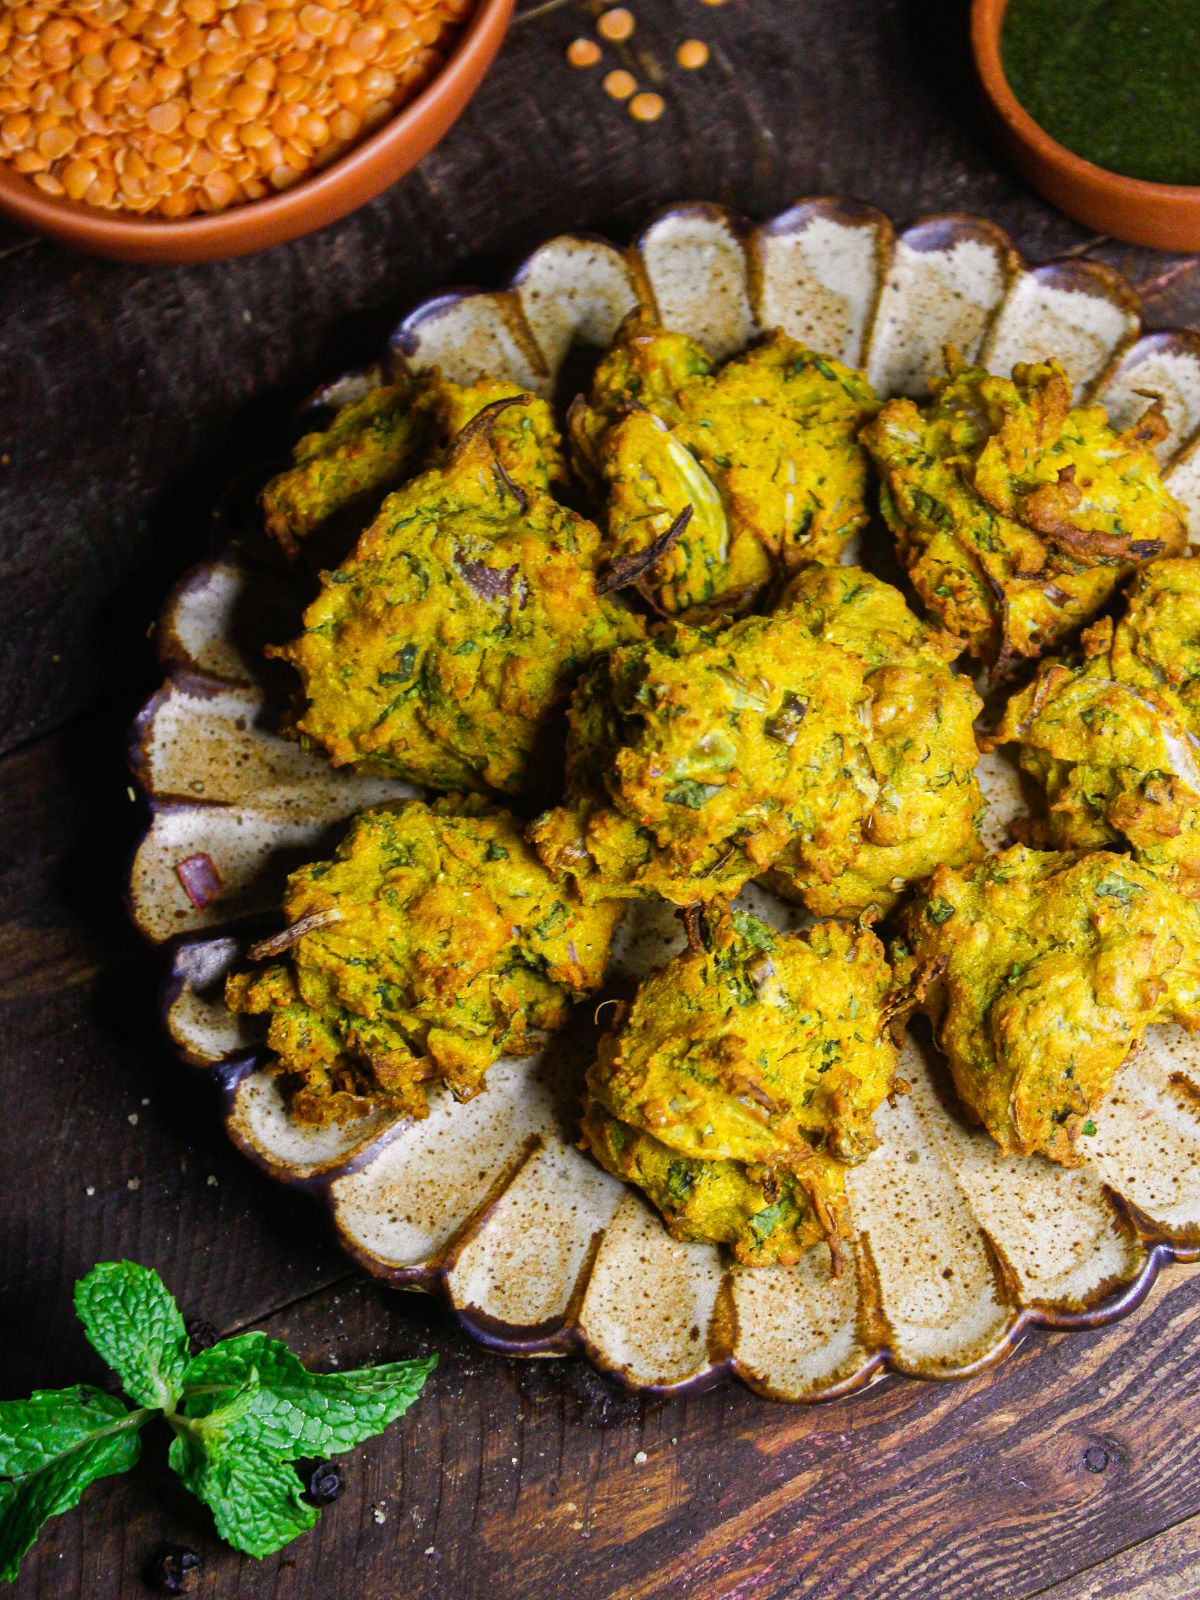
3,0,1200,1594
9,1261,1200,1600
1034,1515,1200,1600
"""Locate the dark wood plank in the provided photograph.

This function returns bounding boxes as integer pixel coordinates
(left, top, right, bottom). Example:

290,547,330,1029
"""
1032,1516,1200,1600
9,1262,1200,1599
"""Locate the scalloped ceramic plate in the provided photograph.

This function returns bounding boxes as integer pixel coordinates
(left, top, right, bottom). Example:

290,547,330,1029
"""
130,200,1200,1401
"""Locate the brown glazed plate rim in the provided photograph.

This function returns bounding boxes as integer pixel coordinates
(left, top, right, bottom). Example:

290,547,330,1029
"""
137,198,1200,1399
195,1034,1200,1402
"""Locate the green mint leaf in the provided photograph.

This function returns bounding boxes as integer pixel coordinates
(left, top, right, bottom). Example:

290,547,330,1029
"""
74,1262,190,1410
0,1388,145,1583
180,1334,436,1458
183,1369,261,1444
0,1387,136,1478
168,1430,315,1560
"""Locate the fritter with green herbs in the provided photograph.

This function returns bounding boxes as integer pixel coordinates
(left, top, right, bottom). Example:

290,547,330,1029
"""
861,356,1187,668
529,607,879,906
569,309,878,616
273,399,640,797
226,797,622,1126
891,845,1200,1163
769,564,985,917
989,558,1200,896
583,904,899,1266
261,373,566,562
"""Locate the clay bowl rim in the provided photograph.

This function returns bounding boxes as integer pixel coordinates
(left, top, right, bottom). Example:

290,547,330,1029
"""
0,0,514,264
970,0,1200,207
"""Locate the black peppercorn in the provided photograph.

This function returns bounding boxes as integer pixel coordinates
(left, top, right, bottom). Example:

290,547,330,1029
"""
302,1459,345,1506
145,1546,201,1594
186,1318,220,1352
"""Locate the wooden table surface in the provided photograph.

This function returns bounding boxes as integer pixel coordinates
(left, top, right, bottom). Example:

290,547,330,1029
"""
4,1,1200,1595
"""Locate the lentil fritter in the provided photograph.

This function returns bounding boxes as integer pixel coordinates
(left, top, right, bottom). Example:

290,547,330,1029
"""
225,797,621,1126
570,309,878,616
273,398,639,797
989,558,1200,895
769,565,985,917
583,904,899,1266
231,304,1200,1219
261,373,565,561
891,845,1200,1163
529,606,879,906
861,356,1186,668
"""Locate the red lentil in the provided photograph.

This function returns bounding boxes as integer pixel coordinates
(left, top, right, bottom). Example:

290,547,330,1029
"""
0,0,470,218
566,36,600,68
596,6,633,41
602,66,636,100
628,89,663,120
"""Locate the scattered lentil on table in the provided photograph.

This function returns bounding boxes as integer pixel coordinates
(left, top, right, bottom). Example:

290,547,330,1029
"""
628,88,661,120
0,0,473,218
564,2,713,118
596,5,633,41
602,66,635,99
565,34,600,66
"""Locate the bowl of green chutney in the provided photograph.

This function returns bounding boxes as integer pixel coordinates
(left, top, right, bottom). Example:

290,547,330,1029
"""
972,0,1200,251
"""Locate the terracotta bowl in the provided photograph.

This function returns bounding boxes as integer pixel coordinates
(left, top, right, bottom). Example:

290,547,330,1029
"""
971,0,1200,251
0,0,514,266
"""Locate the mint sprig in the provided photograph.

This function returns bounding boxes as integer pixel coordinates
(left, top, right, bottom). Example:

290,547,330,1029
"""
0,1387,147,1581
74,1261,190,1410
181,1332,437,1456
168,1430,318,1559
0,1262,436,1582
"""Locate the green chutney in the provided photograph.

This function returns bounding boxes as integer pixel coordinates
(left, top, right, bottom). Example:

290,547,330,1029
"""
1001,0,1200,186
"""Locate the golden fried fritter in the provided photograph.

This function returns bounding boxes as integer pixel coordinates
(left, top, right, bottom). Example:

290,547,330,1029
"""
891,845,1200,1163
431,376,565,493
529,607,879,905
583,904,899,1265
570,310,878,616
260,373,566,562
225,796,621,1126
273,400,640,797
861,357,1187,667
990,558,1200,894
261,378,436,561
569,311,712,461
769,565,985,917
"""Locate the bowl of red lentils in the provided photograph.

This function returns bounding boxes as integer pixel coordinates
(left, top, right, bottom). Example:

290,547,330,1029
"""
0,0,513,263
